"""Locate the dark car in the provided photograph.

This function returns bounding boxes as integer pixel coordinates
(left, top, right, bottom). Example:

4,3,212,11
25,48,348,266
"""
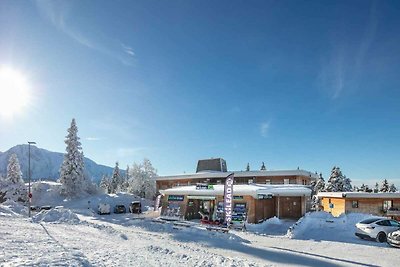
114,204,126,214
129,201,142,214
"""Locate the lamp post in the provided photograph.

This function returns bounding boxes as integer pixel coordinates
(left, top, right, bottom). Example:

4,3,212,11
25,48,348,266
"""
28,141,36,217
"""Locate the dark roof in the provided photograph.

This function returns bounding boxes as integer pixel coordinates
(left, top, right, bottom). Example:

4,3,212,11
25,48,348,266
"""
196,158,227,173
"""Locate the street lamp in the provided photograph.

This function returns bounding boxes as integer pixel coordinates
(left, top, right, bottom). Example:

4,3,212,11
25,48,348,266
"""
28,141,36,217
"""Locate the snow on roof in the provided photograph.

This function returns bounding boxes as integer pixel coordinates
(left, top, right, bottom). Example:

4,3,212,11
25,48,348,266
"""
156,170,318,181
317,192,400,199
159,184,311,198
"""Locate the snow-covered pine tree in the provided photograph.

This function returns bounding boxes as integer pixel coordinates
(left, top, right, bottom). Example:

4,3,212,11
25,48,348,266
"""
325,166,352,192
59,118,87,197
128,158,157,199
311,173,325,210
379,179,390,192
99,175,111,193
359,183,366,192
374,182,379,193
343,175,352,192
121,165,130,192
389,183,397,193
0,153,27,202
110,162,122,193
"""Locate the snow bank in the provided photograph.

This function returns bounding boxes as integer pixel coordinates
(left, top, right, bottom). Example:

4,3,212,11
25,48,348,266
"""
33,208,80,224
246,216,281,232
0,200,28,217
287,211,380,242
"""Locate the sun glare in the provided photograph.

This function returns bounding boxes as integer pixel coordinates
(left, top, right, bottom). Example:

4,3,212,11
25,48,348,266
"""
0,66,31,119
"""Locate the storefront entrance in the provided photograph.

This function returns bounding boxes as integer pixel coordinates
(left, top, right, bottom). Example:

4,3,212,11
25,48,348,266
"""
185,196,216,221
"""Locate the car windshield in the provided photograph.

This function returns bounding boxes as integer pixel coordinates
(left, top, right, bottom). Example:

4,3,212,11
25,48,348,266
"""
359,218,381,224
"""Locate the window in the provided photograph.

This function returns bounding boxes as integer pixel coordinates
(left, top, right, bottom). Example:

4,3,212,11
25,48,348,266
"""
376,220,391,226
265,179,271,184
284,179,289,184
352,200,359,208
383,200,393,211
248,179,253,184
390,220,400,227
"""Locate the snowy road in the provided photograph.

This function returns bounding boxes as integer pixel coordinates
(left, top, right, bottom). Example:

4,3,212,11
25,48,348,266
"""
1,214,399,267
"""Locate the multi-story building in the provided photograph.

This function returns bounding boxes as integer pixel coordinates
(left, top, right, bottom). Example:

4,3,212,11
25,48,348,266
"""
156,158,318,223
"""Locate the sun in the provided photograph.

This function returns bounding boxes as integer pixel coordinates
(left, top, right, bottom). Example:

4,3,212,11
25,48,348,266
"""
0,66,31,119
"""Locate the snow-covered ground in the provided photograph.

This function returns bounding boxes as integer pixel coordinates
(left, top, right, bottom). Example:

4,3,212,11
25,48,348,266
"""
1,182,400,266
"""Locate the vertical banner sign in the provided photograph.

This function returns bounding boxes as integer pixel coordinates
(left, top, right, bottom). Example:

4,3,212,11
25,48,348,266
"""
154,195,162,211
224,173,234,224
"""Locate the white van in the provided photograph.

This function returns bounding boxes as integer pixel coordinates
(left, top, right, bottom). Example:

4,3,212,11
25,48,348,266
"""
98,203,111,215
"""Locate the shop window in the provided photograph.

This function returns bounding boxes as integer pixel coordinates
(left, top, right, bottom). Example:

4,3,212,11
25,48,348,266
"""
217,180,221,184
284,179,289,184
248,179,253,184
383,200,393,211
265,179,271,184
352,200,359,208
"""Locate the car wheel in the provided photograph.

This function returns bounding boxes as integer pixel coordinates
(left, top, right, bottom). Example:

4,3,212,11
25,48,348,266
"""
376,232,387,243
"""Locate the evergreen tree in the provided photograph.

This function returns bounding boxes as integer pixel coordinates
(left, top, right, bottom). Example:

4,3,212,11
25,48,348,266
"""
99,175,111,194
379,179,390,192
110,162,122,193
374,182,379,193
246,163,250,172
121,165,130,191
359,183,366,192
128,158,157,199
0,154,27,202
260,162,266,171
389,183,397,193
311,173,325,210
325,166,352,192
59,118,87,197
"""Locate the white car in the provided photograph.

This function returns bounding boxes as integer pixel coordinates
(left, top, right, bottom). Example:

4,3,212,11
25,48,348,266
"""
387,230,400,248
355,217,400,242
97,203,111,215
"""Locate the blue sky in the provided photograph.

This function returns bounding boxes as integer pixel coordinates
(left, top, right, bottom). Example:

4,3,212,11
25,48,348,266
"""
0,0,399,187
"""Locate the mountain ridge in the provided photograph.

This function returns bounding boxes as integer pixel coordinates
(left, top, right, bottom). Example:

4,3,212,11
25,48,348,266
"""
0,145,116,182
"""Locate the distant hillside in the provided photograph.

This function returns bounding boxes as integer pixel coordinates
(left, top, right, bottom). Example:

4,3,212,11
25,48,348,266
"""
0,145,117,183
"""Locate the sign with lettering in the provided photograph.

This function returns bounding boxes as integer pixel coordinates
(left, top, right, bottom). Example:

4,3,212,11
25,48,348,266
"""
224,173,234,224
196,183,214,190
257,194,273,200
233,196,243,200
168,195,184,201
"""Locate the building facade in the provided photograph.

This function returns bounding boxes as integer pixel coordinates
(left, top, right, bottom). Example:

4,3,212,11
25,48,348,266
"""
317,192,400,219
156,158,318,224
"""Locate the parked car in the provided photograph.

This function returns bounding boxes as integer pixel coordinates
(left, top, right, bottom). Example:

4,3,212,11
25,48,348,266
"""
387,229,400,248
98,203,111,215
355,217,400,242
40,205,52,211
30,206,40,211
129,201,142,214
114,204,127,214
